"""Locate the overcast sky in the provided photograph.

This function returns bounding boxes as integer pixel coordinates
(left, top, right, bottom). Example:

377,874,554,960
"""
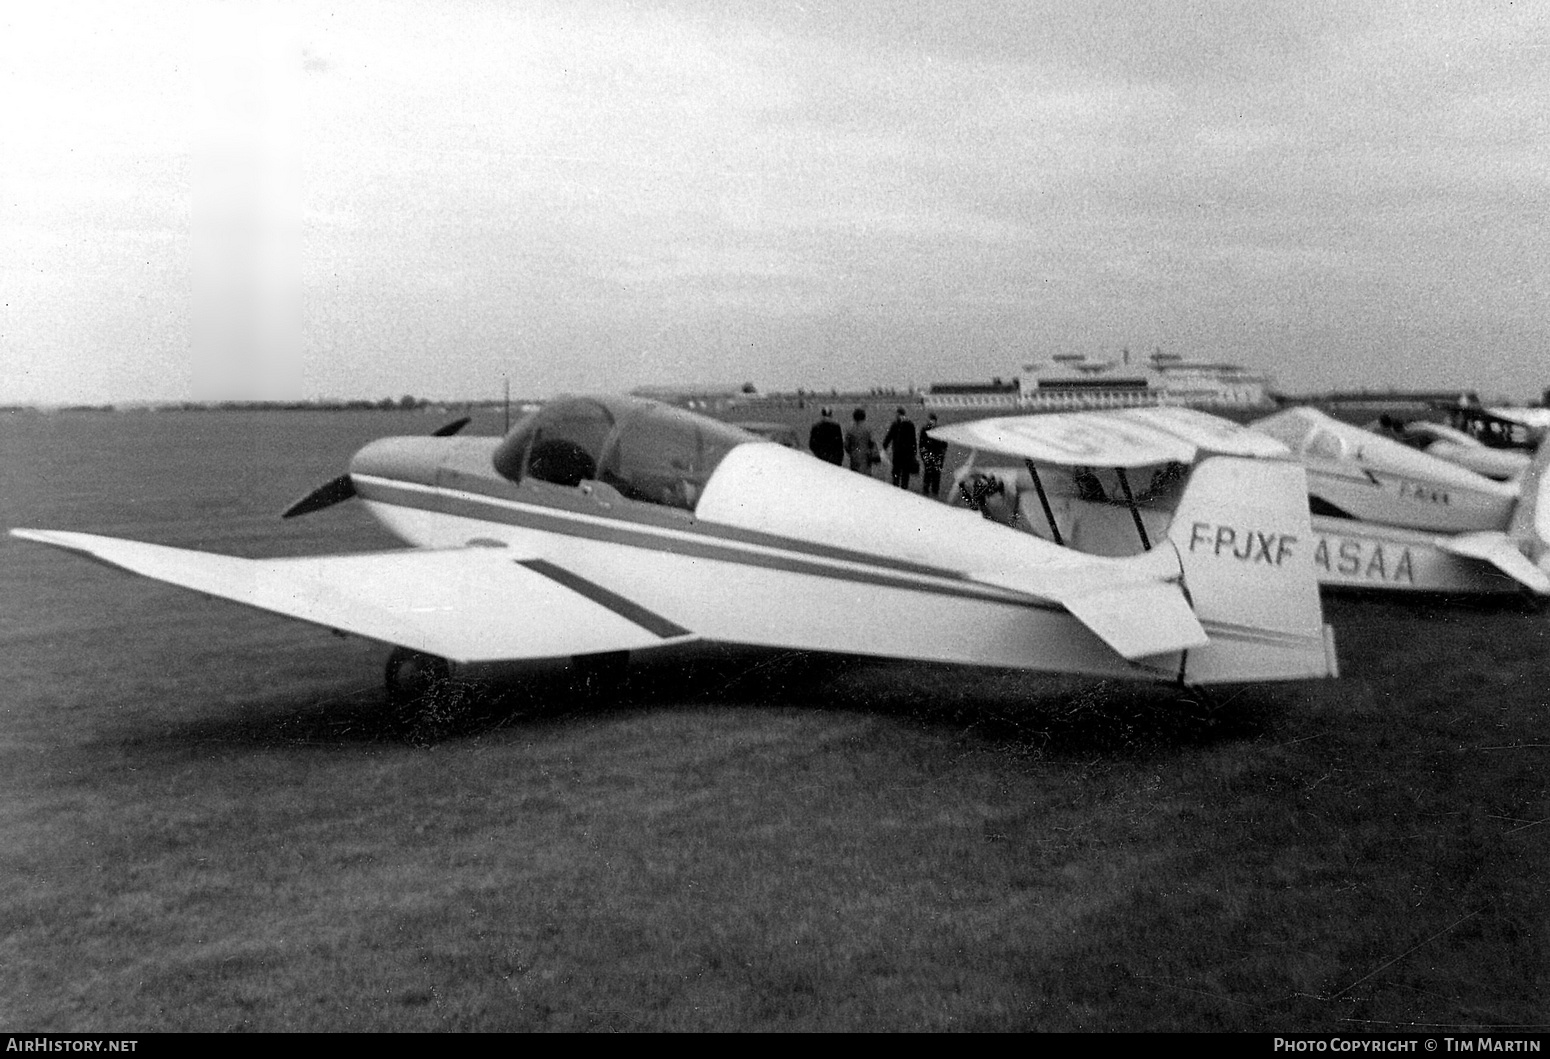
2,0,1546,404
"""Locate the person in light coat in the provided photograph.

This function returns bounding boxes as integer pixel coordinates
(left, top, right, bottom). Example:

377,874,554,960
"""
844,408,877,475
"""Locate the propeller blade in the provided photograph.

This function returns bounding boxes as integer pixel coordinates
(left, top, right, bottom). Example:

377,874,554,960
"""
281,474,357,519
431,416,472,437
282,417,468,518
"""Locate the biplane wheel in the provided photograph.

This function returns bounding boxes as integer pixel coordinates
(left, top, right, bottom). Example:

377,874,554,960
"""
384,647,451,708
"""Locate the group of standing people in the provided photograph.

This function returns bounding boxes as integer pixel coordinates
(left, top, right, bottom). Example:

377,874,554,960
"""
807,406,949,498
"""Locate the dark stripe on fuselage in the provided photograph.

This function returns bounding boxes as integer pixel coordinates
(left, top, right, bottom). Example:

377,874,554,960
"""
517,559,692,639
1312,466,1503,498
353,476,1063,613
436,467,964,581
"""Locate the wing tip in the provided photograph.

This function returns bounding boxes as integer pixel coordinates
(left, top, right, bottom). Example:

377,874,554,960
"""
11,527,75,548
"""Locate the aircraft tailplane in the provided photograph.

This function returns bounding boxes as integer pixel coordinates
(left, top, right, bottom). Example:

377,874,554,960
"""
1167,457,1338,683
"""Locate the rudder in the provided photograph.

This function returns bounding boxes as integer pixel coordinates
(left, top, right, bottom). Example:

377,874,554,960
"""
1168,457,1337,683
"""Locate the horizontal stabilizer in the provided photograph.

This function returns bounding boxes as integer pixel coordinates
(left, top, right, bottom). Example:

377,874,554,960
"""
1058,581,1209,660
971,548,1207,660
11,529,696,662
1436,531,1550,595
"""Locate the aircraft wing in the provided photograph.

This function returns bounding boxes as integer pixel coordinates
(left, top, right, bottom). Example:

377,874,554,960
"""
932,407,1289,467
11,529,695,663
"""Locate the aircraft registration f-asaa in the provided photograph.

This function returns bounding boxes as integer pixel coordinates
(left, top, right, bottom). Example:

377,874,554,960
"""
938,405,1550,597
11,396,1337,705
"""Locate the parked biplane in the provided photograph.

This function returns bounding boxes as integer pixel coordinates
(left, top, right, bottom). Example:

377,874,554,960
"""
11,396,1336,707
937,406,1550,597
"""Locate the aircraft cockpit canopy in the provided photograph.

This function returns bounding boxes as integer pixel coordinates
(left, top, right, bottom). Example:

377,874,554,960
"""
1254,408,1354,460
492,397,761,511
1251,409,1317,451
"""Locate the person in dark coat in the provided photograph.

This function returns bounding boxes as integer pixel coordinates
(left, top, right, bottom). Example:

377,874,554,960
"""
808,407,845,465
844,408,877,475
882,407,919,490
918,412,948,498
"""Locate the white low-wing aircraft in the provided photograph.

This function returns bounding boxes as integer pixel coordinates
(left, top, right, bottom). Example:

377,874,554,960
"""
1251,407,1533,533
937,406,1550,597
12,396,1337,704
1377,418,1531,482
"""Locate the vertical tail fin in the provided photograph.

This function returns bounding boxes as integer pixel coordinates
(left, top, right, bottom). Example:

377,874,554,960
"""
1168,457,1338,683
1507,434,1550,572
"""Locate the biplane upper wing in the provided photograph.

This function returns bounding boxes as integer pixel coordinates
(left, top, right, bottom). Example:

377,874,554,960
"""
10,529,696,663
932,407,1289,466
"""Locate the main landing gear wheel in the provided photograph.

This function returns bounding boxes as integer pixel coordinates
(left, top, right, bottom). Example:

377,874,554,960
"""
384,647,451,707
385,647,481,742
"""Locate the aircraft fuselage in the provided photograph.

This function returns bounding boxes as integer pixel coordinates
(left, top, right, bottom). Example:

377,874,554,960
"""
349,431,1170,681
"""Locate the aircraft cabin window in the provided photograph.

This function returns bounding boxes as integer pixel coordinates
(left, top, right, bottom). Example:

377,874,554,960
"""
599,406,755,511
491,399,616,487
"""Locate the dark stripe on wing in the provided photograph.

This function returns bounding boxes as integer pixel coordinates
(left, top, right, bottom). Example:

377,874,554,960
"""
517,559,693,639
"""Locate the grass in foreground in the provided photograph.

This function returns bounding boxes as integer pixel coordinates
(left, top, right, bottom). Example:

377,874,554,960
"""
0,591,1546,1030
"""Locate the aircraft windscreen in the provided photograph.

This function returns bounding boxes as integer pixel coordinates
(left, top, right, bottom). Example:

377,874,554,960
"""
1306,430,1347,461
492,399,616,487
599,405,757,510
492,398,760,508
1252,410,1316,450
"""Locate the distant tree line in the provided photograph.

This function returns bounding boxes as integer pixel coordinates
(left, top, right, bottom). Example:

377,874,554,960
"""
1,396,461,413
180,395,441,411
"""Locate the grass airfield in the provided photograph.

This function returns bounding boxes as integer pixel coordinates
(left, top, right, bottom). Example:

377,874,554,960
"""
1,408,1546,1031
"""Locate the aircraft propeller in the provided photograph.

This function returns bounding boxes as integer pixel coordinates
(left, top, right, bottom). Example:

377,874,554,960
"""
280,416,472,519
